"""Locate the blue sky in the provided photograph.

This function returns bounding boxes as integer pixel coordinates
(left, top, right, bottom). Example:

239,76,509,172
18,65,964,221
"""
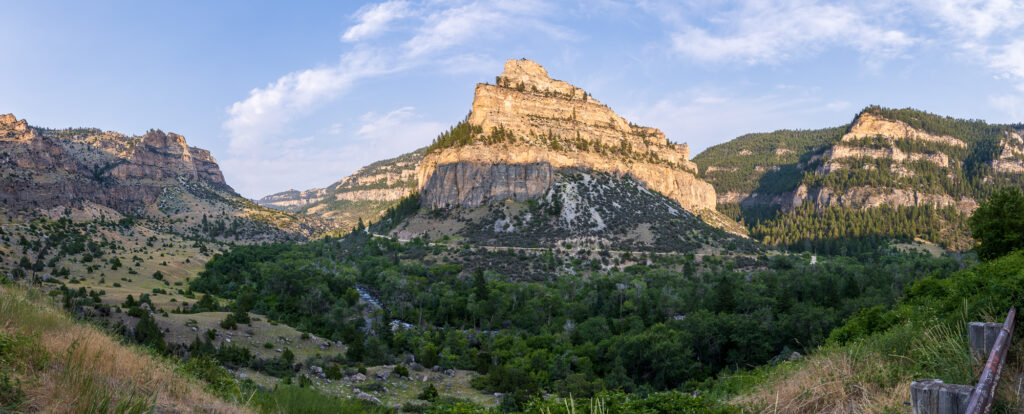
4,1,1024,198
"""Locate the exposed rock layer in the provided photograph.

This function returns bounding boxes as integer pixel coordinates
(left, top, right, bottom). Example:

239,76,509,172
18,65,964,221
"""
417,59,715,213
0,114,230,212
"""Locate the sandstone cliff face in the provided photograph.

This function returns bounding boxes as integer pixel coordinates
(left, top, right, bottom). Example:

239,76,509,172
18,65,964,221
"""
0,114,231,212
808,185,977,212
841,113,966,147
993,129,1024,173
417,59,715,214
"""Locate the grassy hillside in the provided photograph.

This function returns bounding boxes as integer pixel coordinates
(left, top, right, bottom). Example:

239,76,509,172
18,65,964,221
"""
709,248,1024,413
0,283,243,413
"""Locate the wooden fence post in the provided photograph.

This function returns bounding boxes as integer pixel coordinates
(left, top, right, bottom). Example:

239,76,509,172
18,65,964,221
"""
910,379,973,414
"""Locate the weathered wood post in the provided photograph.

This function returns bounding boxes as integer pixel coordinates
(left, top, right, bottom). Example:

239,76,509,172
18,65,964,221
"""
910,307,1017,414
964,306,1016,413
968,322,1004,360
910,380,973,414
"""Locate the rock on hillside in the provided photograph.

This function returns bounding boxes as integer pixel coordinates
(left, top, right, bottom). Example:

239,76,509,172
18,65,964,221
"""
391,170,761,254
417,59,718,216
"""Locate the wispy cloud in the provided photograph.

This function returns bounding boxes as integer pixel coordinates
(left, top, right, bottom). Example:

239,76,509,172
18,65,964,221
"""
222,0,569,197
925,0,1024,39
404,0,565,57
223,49,397,155
663,0,914,65
342,0,412,42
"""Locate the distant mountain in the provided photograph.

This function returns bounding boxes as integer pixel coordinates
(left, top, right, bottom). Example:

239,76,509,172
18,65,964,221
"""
363,58,750,254
0,113,331,241
416,59,719,217
258,148,423,232
263,59,744,247
694,106,1024,251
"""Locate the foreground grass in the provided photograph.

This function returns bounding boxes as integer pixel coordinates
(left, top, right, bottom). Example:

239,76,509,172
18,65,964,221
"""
0,283,246,413
715,251,1024,413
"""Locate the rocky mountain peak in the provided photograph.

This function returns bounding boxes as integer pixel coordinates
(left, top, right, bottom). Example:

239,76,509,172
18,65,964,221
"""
139,129,192,158
0,113,36,141
417,58,718,218
496,59,593,103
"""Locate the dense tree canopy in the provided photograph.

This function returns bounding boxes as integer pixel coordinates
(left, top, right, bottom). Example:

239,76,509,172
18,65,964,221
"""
969,187,1024,260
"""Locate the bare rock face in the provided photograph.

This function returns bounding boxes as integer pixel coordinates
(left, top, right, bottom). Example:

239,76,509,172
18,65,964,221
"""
0,113,36,141
420,162,553,208
842,112,966,148
417,59,715,214
993,129,1024,173
107,129,228,187
0,114,231,212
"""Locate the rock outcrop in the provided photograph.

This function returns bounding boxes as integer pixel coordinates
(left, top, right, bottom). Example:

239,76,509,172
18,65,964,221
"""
0,114,231,212
109,130,227,187
841,112,966,148
417,59,715,214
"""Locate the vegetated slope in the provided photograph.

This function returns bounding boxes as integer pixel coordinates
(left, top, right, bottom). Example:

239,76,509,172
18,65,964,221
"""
0,113,332,242
0,283,245,413
390,170,758,254
694,106,1024,253
190,212,961,411
258,148,424,232
717,249,1024,413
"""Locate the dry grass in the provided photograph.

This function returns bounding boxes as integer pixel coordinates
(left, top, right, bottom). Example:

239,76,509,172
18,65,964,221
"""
728,313,1013,414
0,284,249,413
731,348,911,413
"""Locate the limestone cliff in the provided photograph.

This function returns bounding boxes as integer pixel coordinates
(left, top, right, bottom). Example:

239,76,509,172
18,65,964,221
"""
0,115,234,212
258,148,424,231
417,59,715,214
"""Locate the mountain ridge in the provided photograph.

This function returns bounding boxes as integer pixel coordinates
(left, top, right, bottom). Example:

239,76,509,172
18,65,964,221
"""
695,105,1024,250
0,113,331,240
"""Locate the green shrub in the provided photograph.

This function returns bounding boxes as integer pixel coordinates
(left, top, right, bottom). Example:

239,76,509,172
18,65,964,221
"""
417,383,439,402
393,364,409,377
250,385,390,414
180,356,239,399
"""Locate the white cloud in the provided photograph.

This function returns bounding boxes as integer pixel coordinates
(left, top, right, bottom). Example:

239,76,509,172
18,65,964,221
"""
223,49,396,154
357,106,444,145
224,108,441,198
925,0,1024,39
667,1,915,65
404,0,565,57
342,1,412,42
989,40,1024,84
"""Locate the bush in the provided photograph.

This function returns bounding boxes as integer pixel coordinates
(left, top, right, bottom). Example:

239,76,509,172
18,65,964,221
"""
417,383,439,402
180,356,239,399
220,314,238,330
325,365,343,380
0,372,25,412
393,364,409,377
250,385,392,414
